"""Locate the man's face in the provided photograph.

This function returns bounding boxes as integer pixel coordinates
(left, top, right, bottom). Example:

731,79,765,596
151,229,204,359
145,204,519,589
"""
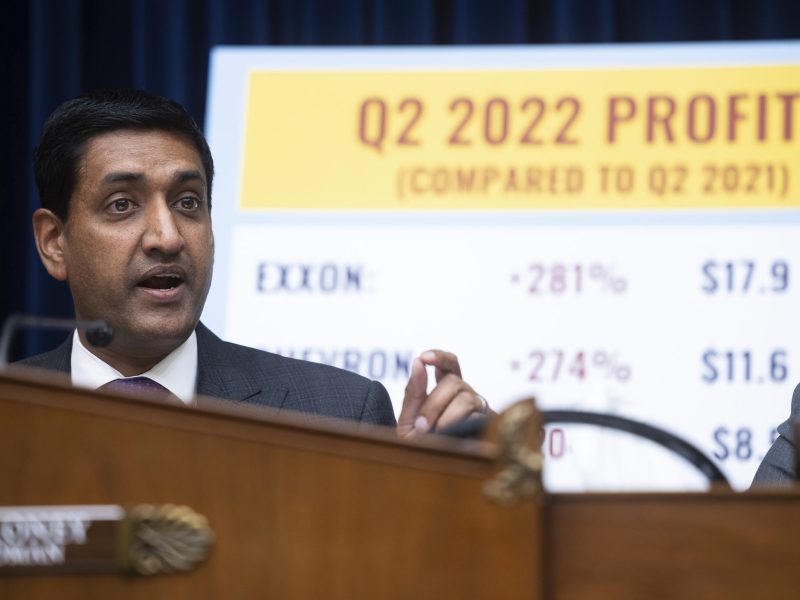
58,129,214,359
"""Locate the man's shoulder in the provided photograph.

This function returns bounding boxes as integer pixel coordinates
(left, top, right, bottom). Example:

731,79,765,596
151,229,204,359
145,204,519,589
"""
195,324,397,425
197,324,366,383
774,381,800,441
13,335,72,373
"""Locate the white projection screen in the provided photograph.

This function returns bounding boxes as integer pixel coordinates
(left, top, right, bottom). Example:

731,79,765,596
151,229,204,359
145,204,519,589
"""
203,43,800,491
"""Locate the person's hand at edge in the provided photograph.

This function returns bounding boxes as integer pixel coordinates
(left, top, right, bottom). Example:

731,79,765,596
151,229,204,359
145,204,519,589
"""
397,349,492,438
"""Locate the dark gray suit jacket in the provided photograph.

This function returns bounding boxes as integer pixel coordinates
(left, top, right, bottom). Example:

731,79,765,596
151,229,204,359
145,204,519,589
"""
17,322,397,427
752,382,798,485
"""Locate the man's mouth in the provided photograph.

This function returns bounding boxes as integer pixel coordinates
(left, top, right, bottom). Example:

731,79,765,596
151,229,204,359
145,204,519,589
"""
135,267,187,301
137,274,184,290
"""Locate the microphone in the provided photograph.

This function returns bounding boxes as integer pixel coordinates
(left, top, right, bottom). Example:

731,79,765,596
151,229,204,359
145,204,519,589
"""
0,313,114,366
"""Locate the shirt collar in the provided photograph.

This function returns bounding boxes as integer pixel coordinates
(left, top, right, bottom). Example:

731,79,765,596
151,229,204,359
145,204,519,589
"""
70,330,198,405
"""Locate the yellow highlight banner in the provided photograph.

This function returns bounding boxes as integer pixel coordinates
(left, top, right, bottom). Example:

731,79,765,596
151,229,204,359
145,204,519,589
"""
240,67,800,210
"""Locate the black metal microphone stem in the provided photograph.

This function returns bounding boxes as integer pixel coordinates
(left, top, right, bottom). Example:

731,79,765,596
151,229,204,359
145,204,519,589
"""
0,313,113,367
541,409,730,486
438,406,730,487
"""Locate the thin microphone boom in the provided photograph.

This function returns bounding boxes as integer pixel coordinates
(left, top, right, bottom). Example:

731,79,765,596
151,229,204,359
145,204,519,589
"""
0,313,113,366
437,406,729,486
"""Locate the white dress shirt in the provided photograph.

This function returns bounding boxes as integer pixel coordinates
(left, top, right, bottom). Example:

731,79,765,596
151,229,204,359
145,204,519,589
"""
70,330,198,405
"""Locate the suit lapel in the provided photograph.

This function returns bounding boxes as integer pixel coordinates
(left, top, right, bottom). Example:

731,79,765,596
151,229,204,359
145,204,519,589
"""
49,337,72,373
18,333,73,373
194,322,289,409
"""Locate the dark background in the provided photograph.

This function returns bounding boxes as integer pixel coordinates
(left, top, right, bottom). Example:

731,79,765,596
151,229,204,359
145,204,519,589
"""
2,0,799,360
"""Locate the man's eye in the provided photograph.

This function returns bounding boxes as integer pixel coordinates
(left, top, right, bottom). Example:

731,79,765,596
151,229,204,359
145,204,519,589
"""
178,197,200,210
111,199,132,212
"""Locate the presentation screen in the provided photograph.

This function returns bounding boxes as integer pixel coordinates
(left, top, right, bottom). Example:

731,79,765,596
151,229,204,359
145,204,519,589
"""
204,43,800,491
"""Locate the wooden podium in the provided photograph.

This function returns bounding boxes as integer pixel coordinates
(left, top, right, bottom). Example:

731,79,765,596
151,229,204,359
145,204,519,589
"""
1,368,798,599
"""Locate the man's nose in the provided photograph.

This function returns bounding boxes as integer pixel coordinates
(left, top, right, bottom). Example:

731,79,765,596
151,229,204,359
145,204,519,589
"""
142,202,184,256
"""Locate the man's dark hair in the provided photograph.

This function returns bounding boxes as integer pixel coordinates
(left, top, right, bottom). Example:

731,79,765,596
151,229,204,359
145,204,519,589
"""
33,89,214,221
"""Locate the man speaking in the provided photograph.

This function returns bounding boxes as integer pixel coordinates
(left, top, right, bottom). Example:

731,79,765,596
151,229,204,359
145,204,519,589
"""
20,89,489,436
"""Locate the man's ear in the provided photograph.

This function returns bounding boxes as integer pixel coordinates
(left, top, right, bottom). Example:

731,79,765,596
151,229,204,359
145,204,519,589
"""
32,208,68,281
